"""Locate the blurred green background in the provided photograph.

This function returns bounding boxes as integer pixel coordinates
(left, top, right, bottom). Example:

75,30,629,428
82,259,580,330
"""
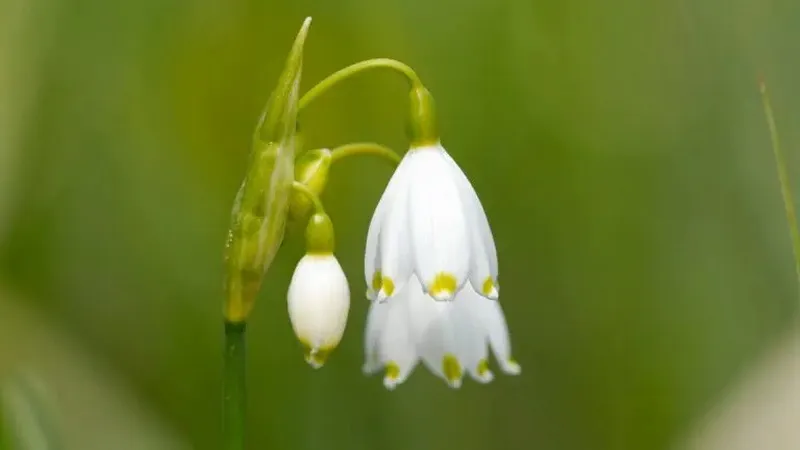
2,0,800,449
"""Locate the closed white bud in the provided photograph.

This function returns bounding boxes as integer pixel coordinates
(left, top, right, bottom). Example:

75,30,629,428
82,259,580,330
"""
287,254,350,368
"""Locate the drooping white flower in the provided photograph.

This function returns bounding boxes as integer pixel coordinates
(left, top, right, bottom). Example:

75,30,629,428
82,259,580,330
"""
363,275,519,390
364,143,499,302
287,254,350,368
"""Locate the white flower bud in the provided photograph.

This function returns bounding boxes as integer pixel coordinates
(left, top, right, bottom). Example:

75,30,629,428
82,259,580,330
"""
287,254,350,368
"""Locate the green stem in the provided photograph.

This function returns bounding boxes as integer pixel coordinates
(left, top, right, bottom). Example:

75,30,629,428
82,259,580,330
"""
299,58,422,111
330,142,402,166
760,79,800,292
223,321,246,450
292,181,326,214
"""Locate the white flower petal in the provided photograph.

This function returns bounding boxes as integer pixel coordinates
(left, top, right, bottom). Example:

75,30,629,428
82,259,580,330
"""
441,150,499,299
407,147,470,301
406,278,464,389
451,287,494,383
365,156,414,300
287,254,350,368
467,292,520,375
378,289,419,390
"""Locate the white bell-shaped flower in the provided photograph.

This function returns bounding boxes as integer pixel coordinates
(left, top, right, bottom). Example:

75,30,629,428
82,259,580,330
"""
363,275,519,390
364,143,499,302
288,254,350,368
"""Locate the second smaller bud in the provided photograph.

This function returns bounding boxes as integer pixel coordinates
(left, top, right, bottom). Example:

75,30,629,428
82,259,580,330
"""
287,212,350,368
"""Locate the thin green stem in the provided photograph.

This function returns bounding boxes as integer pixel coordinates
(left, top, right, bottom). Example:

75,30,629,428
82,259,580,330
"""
223,321,246,450
299,58,422,111
292,181,326,214
330,142,402,166
760,79,800,292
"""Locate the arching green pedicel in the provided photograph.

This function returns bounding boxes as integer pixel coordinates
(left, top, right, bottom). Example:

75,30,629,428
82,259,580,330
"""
296,57,439,150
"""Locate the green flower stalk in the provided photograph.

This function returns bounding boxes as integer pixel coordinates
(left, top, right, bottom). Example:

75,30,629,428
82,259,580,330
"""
222,17,311,450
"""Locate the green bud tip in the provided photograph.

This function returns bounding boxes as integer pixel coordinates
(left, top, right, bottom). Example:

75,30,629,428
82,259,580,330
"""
305,212,335,254
408,84,439,148
259,17,313,142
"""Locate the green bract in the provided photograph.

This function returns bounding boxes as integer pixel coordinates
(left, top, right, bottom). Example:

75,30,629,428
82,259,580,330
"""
290,148,332,221
223,18,311,323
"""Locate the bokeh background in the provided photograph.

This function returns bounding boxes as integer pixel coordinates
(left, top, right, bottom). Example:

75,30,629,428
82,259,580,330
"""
2,0,800,449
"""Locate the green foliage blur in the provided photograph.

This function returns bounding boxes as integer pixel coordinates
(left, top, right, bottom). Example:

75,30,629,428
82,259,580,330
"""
2,0,800,449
